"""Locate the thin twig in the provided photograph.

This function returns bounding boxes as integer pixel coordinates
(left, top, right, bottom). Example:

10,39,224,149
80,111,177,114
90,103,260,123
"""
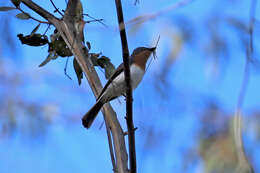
43,24,51,35
50,0,64,16
114,0,136,172
85,19,105,24
233,0,257,172
17,7,50,24
83,14,107,27
20,0,59,24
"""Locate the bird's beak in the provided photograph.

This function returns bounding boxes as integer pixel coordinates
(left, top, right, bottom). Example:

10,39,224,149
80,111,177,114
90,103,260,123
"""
149,47,156,52
148,47,157,60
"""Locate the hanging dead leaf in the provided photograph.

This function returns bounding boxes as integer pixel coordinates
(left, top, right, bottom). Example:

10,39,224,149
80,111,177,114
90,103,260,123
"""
73,58,83,85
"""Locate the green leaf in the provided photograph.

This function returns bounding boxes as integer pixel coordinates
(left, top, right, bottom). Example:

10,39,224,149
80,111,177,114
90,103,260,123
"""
49,33,72,57
17,34,48,46
97,56,115,79
97,56,111,68
39,51,58,67
16,13,30,20
0,6,16,11
31,24,41,34
104,62,115,79
11,0,21,7
86,41,91,50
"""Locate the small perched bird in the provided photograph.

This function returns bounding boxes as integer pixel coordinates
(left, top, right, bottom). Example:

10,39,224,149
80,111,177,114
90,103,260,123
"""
82,47,156,128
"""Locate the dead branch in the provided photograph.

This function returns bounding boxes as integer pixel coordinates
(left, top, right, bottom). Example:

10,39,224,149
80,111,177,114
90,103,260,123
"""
233,0,257,172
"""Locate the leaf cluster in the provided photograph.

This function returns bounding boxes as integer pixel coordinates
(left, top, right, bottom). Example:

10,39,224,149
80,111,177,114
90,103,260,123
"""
0,2,115,85
17,26,115,85
90,53,116,80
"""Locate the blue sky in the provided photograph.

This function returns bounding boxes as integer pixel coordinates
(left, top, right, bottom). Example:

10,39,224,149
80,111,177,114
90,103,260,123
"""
0,0,260,172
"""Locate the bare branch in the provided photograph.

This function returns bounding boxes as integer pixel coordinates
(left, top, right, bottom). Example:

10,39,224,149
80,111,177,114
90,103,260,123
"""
21,0,59,24
114,0,136,172
83,13,107,27
50,0,64,16
17,6,50,24
233,0,257,172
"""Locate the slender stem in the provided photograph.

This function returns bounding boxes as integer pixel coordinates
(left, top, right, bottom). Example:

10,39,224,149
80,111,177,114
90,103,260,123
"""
83,13,107,27
43,24,51,35
50,0,64,16
17,7,50,24
234,0,257,172
236,0,257,128
21,0,59,24
115,0,136,172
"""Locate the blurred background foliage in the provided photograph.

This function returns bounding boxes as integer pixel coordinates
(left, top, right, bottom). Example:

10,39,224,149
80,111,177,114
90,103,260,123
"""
0,0,260,173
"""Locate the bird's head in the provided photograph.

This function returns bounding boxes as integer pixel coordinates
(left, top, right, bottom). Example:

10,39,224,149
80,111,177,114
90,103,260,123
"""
131,47,156,71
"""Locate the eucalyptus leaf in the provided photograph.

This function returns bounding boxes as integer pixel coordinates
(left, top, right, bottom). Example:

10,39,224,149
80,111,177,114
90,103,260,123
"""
0,6,16,11
73,58,83,85
16,13,30,20
89,53,100,66
104,62,116,79
17,34,48,46
97,56,111,68
49,34,72,57
96,56,115,79
86,41,91,50
39,51,58,67
31,24,41,34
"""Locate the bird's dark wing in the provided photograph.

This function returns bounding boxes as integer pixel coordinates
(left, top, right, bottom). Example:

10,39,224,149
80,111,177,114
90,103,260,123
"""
96,63,124,100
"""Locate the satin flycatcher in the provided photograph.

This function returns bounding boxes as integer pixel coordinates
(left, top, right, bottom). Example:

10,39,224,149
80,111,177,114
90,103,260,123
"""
82,47,156,128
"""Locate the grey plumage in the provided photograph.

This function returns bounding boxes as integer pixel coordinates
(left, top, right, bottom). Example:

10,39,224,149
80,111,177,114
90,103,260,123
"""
81,47,156,129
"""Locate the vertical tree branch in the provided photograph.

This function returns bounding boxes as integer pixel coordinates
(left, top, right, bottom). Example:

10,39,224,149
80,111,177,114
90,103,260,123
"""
114,0,136,173
233,0,256,172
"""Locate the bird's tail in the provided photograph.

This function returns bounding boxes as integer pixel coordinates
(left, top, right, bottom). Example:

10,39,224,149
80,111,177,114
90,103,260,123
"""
82,99,104,129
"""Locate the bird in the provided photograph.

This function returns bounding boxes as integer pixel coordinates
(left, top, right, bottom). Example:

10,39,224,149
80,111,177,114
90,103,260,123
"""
82,47,156,128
